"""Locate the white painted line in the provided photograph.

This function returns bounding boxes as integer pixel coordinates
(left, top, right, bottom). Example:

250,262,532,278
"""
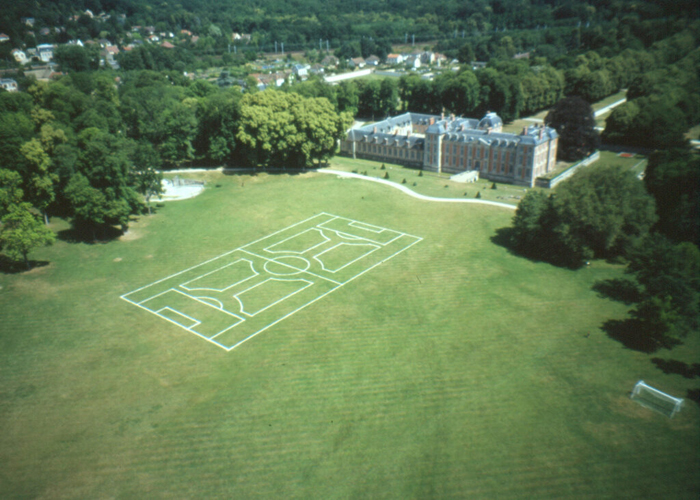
313,242,381,273
180,259,258,292
234,277,314,317
264,228,331,255
123,213,422,351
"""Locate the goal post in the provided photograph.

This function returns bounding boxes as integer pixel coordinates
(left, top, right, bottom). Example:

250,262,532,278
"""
631,380,684,418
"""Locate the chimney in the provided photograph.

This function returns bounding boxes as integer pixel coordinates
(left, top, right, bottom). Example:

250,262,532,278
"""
539,127,544,140
373,126,377,134
522,126,528,136
487,127,492,135
429,118,435,125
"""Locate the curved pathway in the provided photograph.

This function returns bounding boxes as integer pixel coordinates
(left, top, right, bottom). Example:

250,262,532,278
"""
318,169,517,210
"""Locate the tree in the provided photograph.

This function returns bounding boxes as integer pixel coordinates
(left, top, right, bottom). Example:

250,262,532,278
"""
545,96,599,161
53,44,100,73
644,149,700,245
511,164,657,267
131,143,163,215
0,169,24,216
236,90,349,168
378,79,399,117
0,202,55,269
434,70,480,115
18,124,66,225
626,235,700,343
65,131,141,237
457,43,475,64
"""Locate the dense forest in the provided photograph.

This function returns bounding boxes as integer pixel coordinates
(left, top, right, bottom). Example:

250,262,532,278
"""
1,0,698,54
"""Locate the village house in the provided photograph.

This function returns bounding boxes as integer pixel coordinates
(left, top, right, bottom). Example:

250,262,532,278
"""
0,79,18,92
11,49,27,64
321,55,339,67
386,53,404,65
365,55,380,66
37,44,55,63
349,57,366,69
293,64,310,79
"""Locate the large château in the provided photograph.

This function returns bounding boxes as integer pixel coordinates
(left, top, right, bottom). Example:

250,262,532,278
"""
341,112,559,187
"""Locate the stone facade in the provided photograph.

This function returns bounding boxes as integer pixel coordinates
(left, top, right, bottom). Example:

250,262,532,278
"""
341,112,558,187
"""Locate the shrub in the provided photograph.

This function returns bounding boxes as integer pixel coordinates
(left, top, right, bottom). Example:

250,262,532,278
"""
476,191,481,199
418,170,423,177
402,178,407,184
383,172,389,179
491,182,497,189
380,164,386,170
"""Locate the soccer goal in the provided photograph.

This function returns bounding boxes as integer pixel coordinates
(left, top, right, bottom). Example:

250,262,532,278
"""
630,380,684,418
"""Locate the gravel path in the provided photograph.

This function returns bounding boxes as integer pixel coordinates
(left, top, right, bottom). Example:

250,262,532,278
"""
318,169,517,210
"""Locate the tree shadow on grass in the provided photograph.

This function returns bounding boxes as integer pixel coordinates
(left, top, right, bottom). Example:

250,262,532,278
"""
490,227,583,269
57,224,123,244
650,358,700,379
601,317,681,354
592,278,642,305
687,388,700,408
490,227,544,264
0,255,50,274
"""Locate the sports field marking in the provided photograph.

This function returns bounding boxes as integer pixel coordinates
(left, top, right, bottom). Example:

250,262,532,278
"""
264,228,331,255
157,307,200,329
313,242,380,273
180,259,258,292
234,277,314,317
122,213,422,351
349,220,385,233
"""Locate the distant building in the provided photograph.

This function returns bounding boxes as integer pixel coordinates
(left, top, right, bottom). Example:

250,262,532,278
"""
386,54,404,65
341,112,559,187
349,57,366,69
293,64,310,79
11,49,27,64
405,54,421,69
321,55,339,67
0,78,19,92
365,55,380,66
37,44,55,62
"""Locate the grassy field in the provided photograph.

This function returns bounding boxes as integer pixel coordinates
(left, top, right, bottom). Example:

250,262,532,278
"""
1,171,698,499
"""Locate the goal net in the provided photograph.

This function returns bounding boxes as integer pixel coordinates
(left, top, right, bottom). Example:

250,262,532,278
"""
630,380,684,418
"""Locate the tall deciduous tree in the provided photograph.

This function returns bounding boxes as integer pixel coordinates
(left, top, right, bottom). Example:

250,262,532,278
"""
0,169,24,216
545,96,599,161
237,90,350,168
0,202,55,269
626,235,700,344
643,149,700,245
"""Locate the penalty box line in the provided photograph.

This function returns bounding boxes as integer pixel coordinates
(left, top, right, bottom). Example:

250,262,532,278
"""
120,297,234,351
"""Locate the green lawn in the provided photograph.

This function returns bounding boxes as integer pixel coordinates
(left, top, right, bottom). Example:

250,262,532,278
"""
592,90,627,112
330,156,527,206
1,171,698,498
